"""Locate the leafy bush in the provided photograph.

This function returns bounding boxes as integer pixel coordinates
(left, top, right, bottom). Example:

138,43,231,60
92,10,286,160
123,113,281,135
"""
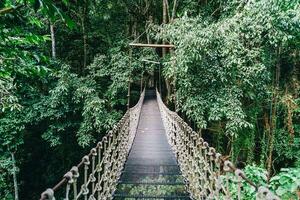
226,165,300,199
270,168,300,199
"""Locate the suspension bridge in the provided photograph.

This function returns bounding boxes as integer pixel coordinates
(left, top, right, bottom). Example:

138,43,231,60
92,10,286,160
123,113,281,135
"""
40,89,280,200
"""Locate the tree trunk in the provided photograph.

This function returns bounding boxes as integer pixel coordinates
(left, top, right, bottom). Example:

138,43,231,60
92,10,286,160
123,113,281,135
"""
141,73,143,93
50,23,56,59
146,15,153,44
230,136,235,161
133,20,138,40
293,50,300,98
81,0,88,71
267,92,277,182
260,112,269,166
11,152,19,200
127,79,131,109
171,0,178,21
128,48,133,109
165,0,170,22
162,0,167,57
267,47,281,181
162,0,172,104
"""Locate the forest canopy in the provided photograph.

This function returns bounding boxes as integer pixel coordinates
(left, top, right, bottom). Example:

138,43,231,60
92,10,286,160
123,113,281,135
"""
0,0,299,199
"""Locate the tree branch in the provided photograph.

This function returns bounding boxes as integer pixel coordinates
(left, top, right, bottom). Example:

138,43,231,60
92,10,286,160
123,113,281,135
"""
0,5,23,15
0,7,14,15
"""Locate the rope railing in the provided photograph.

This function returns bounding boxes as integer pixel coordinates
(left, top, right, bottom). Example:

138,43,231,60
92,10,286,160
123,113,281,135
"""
40,89,145,200
156,89,280,200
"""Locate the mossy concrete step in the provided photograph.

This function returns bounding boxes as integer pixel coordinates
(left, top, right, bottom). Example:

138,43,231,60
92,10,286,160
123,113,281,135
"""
114,183,188,197
123,165,181,174
120,173,184,183
113,194,191,200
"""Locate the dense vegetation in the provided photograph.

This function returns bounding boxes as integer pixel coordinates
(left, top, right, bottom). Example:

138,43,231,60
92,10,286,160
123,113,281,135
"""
0,0,299,199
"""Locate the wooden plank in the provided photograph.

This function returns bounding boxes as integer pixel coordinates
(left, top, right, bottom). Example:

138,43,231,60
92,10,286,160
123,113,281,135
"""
129,43,175,48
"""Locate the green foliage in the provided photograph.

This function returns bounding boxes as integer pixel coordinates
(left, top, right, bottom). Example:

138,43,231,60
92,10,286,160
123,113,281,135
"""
274,129,300,167
0,155,14,200
0,0,76,111
0,112,24,150
159,0,299,137
223,165,267,199
1,0,299,199
0,78,21,112
270,168,300,198
154,1,300,197
0,111,25,198
27,63,123,147
225,165,300,199
0,13,48,111
156,0,300,167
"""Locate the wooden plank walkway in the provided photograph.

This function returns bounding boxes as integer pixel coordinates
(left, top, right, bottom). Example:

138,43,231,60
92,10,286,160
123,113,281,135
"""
113,90,190,200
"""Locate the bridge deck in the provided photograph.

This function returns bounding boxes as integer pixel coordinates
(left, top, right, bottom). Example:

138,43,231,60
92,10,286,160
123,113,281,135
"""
113,90,190,200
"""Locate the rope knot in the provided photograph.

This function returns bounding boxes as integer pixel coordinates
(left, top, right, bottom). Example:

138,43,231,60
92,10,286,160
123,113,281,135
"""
90,148,97,156
108,130,114,138
71,166,79,178
40,188,55,200
95,183,102,191
223,160,233,172
81,185,89,195
63,171,73,183
215,153,222,162
257,186,280,200
234,169,245,179
191,133,198,140
97,141,103,148
202,142,209,149
103,136,108,143
89,173,96,182
208,147,216,156
82,155,90,165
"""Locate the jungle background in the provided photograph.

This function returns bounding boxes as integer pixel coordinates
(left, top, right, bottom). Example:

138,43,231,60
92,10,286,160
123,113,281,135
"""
0,0,299,199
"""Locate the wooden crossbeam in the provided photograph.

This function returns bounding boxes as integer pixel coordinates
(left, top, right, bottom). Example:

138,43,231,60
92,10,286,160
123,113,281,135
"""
129,43,175,48
141,59,160,64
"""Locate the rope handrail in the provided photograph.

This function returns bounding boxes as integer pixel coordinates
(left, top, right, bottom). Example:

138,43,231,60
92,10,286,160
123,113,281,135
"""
156,89,280,200
40,89,145,200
